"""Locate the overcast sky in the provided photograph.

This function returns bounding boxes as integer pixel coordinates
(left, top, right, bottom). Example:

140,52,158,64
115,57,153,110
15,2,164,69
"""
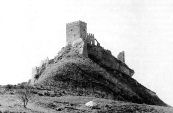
0,0,173,106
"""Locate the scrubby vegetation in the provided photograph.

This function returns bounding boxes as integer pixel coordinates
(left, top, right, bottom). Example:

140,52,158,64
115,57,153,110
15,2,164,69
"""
16,86,33,108
0,90,172,113
30,53,166,106
0,80,171,113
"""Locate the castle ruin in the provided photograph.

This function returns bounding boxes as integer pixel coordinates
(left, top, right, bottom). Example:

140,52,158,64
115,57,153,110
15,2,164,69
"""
66,20,134,77
31,20,134,85
66,21,124,62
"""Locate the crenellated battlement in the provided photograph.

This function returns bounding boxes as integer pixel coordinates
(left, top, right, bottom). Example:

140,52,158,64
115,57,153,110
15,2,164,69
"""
87,33,94,37
86,33,100,46
87,33,95,45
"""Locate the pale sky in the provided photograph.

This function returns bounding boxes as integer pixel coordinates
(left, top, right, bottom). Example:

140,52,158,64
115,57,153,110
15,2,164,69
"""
0,0,173,106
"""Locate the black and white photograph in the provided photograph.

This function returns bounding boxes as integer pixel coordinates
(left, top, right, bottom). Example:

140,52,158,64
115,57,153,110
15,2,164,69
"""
0,0,173,112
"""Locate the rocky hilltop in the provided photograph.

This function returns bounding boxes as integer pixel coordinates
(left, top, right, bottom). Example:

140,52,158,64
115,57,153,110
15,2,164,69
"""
30,21,167,106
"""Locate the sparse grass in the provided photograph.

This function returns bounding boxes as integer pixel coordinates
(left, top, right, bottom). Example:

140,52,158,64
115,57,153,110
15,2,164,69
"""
0,92,172,113
31,55,166,106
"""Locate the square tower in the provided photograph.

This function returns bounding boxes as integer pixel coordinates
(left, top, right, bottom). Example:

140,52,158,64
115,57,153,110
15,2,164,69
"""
66,21,87,45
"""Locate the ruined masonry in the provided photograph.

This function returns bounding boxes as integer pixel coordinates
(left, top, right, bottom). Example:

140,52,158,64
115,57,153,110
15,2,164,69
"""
66,21,100,57
66,20,134,77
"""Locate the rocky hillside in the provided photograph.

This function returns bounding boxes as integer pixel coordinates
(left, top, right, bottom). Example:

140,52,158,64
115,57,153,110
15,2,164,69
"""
30,44,167,106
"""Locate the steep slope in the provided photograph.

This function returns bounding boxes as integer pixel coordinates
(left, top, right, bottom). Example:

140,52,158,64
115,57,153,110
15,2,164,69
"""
30,44,167,106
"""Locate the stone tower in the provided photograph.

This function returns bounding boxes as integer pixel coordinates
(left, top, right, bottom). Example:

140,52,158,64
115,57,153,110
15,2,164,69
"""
66,21,87,45
66,21,88,57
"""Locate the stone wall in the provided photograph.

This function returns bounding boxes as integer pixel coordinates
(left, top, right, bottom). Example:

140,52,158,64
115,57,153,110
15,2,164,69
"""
66,21,88,57
117,51,125,63
87,45,134,77
87,33,95,45
86,33,100,46
66,21,87,45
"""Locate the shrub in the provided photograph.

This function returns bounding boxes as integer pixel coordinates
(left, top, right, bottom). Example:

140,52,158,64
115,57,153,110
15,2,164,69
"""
4,84,14,92
16,86,33,108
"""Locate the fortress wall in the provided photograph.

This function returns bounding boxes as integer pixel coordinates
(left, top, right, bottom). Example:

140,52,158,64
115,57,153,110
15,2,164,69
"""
87,45,134,77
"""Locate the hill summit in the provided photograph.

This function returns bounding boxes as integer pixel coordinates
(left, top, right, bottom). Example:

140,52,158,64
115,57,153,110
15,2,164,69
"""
30,20,167,106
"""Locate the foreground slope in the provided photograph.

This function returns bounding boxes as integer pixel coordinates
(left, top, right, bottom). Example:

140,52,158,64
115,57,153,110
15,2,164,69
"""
0,91,172,113
31,44,167,106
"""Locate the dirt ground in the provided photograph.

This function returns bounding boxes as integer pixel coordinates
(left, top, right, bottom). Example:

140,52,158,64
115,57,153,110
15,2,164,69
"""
0,93,173,113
